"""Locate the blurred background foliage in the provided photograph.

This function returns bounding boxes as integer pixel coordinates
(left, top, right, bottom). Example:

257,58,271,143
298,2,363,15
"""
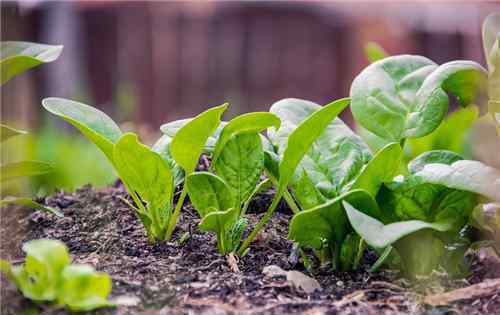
1,1,499,194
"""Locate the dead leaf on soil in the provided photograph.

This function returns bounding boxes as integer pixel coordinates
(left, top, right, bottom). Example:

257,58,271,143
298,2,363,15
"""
424,278,500,305
227,252,240,273
262,265,321,294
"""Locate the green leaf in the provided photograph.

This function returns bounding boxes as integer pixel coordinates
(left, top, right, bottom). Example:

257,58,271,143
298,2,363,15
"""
350,55,487,141
214,133,264,207
1,161,53,181
364,41,388,63
408,150,463,174
344,201,452,250
0,197,63,217
161,119,227,152
199,207,239,236
407,106,479,158
6,239,71,301
170,104,228,173
292,169,326,210
288,189,379,250
186,172,234,218
0,124,27,142
152,135,184,187
58,264,114,311
414,160,500,202
212,112,280,164
42,98,122,163
1,41,63,85
114,133,173,239
269,98,367,198
349,142,403,197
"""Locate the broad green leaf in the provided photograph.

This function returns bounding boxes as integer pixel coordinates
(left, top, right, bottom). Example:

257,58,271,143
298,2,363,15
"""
407,106,479,158
292,169,325,210
0,197,63,217
1,161,53,181
364,41,388,63
212,112,280,164
0,124,27,142
199,207,239,235
350,55,487,141
161,119,227,152
7,239,70,301
214,133,264,207
288,189,379,250
378,176,476,224
186,172,234,218
58,264,114,311
269,98,366,198
414,160,500,201
114,133,173,236
344,201,452,250
170,104,228,173
349,142,402,197
42,98,122,163
152,135,184,187
408,150,463,174
1,41,63,85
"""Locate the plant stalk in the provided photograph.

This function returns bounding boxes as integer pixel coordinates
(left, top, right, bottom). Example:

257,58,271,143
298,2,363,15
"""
283,190,301,214
237,191,282,255
165,187,188,240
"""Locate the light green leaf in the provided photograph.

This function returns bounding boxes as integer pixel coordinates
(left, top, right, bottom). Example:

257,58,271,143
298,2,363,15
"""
6,239,70,301
114,133,173,238
408,150,463,174
1,161,53,181
186,172,234,218
270,98,365,197
344,201,452,250
241,178,272,215
161,119,227,152
349,142,403,197
42,98,122,163
364,41,388,63
288,189,379,250
1,41,63,85
58,264,114,311
199,207,239,235
414,160,500,201
170,104,228,173
152,135,184,187
0,197,63,217
212,112,280,164
350,55,487,141
214,133,264,207
0,124,27,142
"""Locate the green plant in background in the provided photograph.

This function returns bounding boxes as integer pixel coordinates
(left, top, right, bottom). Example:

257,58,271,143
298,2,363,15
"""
42,98,226,242
0,42,63,214
0,239,114,311
186,112,279,254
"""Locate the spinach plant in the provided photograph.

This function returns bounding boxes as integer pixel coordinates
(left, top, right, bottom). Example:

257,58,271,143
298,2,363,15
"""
483,12,500,133
237,98,351,255
186,112,280,254
42,98,226,242
0,239,114,311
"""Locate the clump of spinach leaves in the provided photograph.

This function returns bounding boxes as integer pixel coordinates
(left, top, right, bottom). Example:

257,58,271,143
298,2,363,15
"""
185,112,279,254
42,98,227,242
0,239,114,311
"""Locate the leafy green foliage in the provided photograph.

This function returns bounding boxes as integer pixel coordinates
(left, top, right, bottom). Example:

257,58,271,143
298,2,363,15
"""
0,239,113,311
114,133,174,240
0,41,63,85
186,112,278,254
0,197,63,217
1,161,53,182
238,98,351,255
364,41,388,63
350,55,487,142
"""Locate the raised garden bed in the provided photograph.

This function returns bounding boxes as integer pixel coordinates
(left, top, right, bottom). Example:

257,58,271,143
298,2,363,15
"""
2,184,500,315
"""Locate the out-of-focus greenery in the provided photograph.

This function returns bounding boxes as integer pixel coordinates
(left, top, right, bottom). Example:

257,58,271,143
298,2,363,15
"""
2,123,115,194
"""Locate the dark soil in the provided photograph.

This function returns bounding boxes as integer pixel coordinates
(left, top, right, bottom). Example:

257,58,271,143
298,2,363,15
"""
1,184,500,315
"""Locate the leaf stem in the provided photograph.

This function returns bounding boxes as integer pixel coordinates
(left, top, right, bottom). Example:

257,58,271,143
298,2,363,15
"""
165,187,188,240
283,190,301,214
237,191,282,256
